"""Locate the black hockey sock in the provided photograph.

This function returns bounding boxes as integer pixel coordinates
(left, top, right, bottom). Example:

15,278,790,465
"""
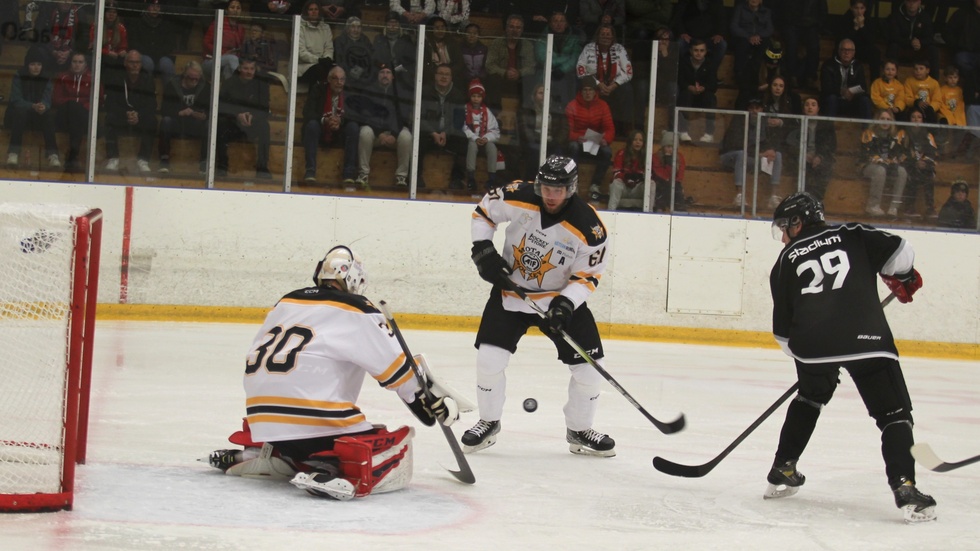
774,398,822,462
881,421,916,488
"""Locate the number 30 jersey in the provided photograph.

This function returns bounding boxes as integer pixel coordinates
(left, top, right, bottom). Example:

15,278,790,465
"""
769,223,914,363
243,286,418,443
472,182,609,313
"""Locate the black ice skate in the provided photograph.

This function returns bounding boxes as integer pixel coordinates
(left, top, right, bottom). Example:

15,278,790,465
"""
208,449,241,472
566,428,615,457
461,420,500,453
892,478,937,523
763,459,805,499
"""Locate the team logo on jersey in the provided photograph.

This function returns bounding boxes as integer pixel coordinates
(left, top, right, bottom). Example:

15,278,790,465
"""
512,234,557,286
591,224,605,240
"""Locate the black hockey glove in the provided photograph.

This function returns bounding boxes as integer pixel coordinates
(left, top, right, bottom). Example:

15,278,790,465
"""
407,389,449,427
546,295,574,335
881,268,922,304
471,240,512,286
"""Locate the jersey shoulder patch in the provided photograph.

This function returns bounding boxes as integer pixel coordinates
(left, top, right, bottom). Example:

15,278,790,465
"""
565,199,608,246
279,286,379,314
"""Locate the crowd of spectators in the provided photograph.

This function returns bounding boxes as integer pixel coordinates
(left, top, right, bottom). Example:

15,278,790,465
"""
0,0,976,227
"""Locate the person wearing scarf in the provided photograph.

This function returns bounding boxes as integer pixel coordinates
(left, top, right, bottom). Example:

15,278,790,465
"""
575,23,634,138
462,79,500,191
301,65,359,185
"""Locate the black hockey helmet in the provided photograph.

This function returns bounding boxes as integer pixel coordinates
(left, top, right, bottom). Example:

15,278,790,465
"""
772,192,824,240
535,155,578,198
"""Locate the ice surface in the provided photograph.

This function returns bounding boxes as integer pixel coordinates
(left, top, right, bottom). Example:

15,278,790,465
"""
1,321,977,550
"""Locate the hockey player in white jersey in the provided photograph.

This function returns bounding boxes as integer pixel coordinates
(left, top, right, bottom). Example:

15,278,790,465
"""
463,155,615,457
208,245,451,500
767,192,936,523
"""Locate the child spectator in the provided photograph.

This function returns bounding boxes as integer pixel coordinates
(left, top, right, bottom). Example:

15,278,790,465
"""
676,38,718,144
860,109,908,216
797,97,837,202
870,59,906,117
651,130,688,212
608,129,646,211
462,79,500,191
936,66,966,127
4,46,60,169
460,22,488,86
937,180,976,228
899,108,938,218
903,61,939,123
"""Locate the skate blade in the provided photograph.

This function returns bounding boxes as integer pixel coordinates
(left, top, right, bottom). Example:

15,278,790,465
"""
902,504,937,524
461,435,496,454
289,472,356,501
763,483,800,499
568,444,616,458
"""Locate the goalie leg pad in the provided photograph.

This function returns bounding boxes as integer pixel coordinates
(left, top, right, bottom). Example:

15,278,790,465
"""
289,472,357,501
326,426,415,497
225,442,298,480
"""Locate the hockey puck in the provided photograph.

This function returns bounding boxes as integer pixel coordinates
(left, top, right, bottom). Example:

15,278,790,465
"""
523,398,538,412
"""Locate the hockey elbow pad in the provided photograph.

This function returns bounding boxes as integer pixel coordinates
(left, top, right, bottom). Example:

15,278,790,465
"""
881,268,922,304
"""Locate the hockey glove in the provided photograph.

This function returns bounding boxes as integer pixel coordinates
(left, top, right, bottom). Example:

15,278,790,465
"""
546,295,575,335
471,240,512,286
407,390,455,427
881,268,922,304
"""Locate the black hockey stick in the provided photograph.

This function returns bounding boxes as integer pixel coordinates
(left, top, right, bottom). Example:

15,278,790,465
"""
652,292,898,478
911,444,980,472
378,301,475,485
501,280,686,434
652,383,799,477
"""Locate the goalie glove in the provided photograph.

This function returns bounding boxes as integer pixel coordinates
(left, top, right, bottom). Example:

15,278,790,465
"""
407,389,458,427
546,295,575,335
471,240,512,286
881,268,922,304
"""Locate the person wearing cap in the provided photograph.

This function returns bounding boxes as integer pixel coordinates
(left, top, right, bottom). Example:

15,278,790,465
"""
937,180,976,229
565,76,614,202
651,130,689,212
729,0,773,85
462,78,500,191
298,0,335,87
719,96,783,208
127,0,178,84
390,0,434,25
4,45,60,169
819,38,872,120
333,15,376,92
345,63,413,187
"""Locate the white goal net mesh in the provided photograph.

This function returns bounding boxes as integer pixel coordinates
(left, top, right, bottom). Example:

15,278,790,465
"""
0,204,90,495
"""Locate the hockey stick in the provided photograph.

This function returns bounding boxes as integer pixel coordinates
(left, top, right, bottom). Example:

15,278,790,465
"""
652,292,898,478
652,383,799,477
378,301,476,485
501,280,686,434
911,444,980,472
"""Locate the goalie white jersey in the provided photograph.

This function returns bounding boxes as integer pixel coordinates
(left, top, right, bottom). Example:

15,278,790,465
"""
472,181,608,313
243,286,419,443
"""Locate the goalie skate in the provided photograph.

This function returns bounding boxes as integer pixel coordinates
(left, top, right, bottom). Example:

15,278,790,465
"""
290,472,356,501
763,459,805,499
566,428,616,457
893,479,937,524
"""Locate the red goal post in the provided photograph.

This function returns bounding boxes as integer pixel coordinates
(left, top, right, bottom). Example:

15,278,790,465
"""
0,204,103,512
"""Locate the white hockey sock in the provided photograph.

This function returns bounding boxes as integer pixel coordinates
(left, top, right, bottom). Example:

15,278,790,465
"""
475,344,511,421
563,361,604,431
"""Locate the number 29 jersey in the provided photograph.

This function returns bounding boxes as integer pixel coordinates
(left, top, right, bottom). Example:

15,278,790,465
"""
769,223,914,363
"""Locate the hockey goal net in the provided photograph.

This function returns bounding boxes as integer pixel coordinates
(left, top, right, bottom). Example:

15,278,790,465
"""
0,204,102,512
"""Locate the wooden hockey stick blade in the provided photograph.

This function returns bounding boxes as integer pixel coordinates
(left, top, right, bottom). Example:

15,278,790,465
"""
501,280,685,434
378,301,476,484
652,383,800,478
911,443,980,473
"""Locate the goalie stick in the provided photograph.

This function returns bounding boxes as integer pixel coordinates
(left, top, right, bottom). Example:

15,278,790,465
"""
378,301,476,485
501,280,686,435
911,443,980,473
652,292,897,478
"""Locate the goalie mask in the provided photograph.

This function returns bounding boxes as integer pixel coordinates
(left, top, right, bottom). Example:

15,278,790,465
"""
772,192,824,240
313,245,367,295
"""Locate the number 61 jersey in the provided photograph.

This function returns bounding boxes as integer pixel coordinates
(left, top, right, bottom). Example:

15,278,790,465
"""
243,287,418,443
769,222,914,363
472,181,609,313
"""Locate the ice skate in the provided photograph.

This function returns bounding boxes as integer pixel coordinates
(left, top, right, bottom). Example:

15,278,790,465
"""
566,428,615,457
461,419,500,453
290,472,356,501
763,459,805,499
892,478,937,524
207,449,241,472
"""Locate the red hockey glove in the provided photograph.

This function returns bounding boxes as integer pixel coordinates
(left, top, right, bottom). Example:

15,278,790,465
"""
881,268,922,304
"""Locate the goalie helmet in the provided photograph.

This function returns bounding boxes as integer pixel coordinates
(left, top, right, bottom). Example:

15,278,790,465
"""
535,155,578,197
313,245,367,295
772,192,824,240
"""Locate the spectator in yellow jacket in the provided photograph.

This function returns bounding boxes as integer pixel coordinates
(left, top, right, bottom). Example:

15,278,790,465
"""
870,60,905,116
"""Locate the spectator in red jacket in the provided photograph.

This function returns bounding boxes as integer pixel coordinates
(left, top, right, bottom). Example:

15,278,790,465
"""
52,52,102,174
565,76,614,202
203,0,247,82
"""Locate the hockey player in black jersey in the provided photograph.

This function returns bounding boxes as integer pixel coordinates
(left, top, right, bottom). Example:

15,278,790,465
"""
464,155,616,457
766,192,937,523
